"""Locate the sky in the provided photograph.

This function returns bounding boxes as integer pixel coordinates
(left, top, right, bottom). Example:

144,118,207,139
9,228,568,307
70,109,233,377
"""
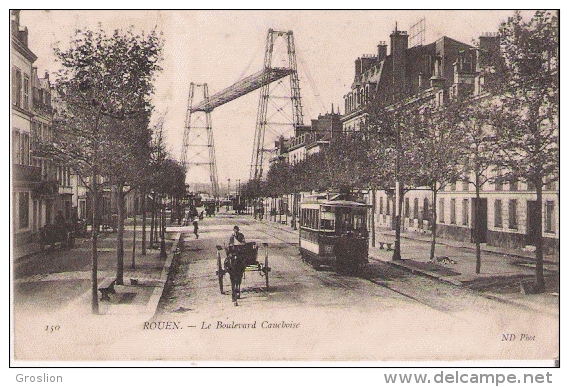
18,9,533,190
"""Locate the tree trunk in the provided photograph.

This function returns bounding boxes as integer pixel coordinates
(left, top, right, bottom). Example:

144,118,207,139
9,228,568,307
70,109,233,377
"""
116,185,125,285
475,175,482,274
141,188,147,255
371,188,376,248
430,188,437,261
392,184,404,261
534,181,545,292
154,194,159,244
132,198,136,269
160,196,167,259
149,193,155,248
91,169,99,315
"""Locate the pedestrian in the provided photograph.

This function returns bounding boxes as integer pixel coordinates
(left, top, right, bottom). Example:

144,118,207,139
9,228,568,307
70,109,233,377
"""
55,210,65,226
193,217,199,239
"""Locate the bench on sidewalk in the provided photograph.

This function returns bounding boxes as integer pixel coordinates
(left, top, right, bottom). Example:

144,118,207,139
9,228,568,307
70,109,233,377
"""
98,278,116,301
378,241,393,251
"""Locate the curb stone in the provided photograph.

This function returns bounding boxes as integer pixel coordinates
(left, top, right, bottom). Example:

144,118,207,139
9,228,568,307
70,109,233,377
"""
145,232,183,317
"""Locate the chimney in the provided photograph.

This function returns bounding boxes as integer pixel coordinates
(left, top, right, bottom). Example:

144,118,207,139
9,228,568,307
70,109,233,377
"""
377,41,388,62
355,57,362,78
11,10,20,36
17,25,29,47
390,24,409,92
477,33,501,71
44,71,50,81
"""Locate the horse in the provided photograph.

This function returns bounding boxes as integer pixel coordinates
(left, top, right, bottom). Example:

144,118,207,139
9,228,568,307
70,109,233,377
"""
224,249,247,305
224,243,258,305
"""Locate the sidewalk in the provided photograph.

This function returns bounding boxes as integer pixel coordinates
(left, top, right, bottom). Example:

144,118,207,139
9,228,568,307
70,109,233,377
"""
14,221,185,320
97,228,182,318
376,229,559,264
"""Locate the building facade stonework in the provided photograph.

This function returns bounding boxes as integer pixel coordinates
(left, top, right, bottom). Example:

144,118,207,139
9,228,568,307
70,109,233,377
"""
341,26,558,255
11,10,38,245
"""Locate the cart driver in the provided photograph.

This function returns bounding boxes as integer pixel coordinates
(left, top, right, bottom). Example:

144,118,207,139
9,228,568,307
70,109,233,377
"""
229,226,246,247
226,226,246,270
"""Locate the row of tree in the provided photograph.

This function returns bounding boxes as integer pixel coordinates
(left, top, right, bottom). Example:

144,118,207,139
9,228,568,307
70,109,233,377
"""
243,11,558,293
40,26,186,313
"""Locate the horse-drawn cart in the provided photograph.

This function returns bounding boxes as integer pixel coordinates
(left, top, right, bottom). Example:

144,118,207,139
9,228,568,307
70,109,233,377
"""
215,242,270,305
38,223,75,251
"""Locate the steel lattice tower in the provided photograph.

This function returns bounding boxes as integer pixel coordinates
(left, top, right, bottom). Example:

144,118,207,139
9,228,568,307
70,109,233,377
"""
181,83,220,198
250,29,304,181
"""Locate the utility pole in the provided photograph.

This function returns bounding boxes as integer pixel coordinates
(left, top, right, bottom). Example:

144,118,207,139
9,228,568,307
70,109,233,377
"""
227,179,230,211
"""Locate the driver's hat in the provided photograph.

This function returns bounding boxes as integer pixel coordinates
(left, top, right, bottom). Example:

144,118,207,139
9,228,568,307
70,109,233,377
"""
233,226,240,231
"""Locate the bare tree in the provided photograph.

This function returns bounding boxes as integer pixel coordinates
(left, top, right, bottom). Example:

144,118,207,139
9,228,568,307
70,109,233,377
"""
447,98,500,273
412,105,467,261
491,11,559,292
363,101,424,260
45,26,163,313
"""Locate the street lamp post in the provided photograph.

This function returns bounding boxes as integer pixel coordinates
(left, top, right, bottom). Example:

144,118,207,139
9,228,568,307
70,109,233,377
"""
392,118,402,261
227,179,230,211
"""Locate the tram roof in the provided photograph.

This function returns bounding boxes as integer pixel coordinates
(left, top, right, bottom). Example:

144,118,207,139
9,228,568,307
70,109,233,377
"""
300,199,370,208
322,200,370,208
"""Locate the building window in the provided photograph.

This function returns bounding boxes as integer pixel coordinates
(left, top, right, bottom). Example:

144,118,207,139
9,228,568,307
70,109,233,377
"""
439,198,445,223
462,199,469,226
545,201,555,233
510,180,518,191
379,197,383,215
451,182,456,191
545,180,557,191
12,130,21,164
450,199,456,224
495,168,503,191
18,192,30,229
527,180,535,190
404,197,410,218
462,179,469,191
423,198,430,222
12,67,22,107
21,133,30,165
386,197,390,216
494,200,503,228
413,198,419,219
23,75,30,110
508,199,518,229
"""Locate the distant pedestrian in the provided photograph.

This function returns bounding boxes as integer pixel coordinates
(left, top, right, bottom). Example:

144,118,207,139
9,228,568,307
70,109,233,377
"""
193,217,199,239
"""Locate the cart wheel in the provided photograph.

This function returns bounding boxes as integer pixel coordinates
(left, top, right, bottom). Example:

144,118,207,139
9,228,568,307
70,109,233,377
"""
265,250,270,291
217,252,224,294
